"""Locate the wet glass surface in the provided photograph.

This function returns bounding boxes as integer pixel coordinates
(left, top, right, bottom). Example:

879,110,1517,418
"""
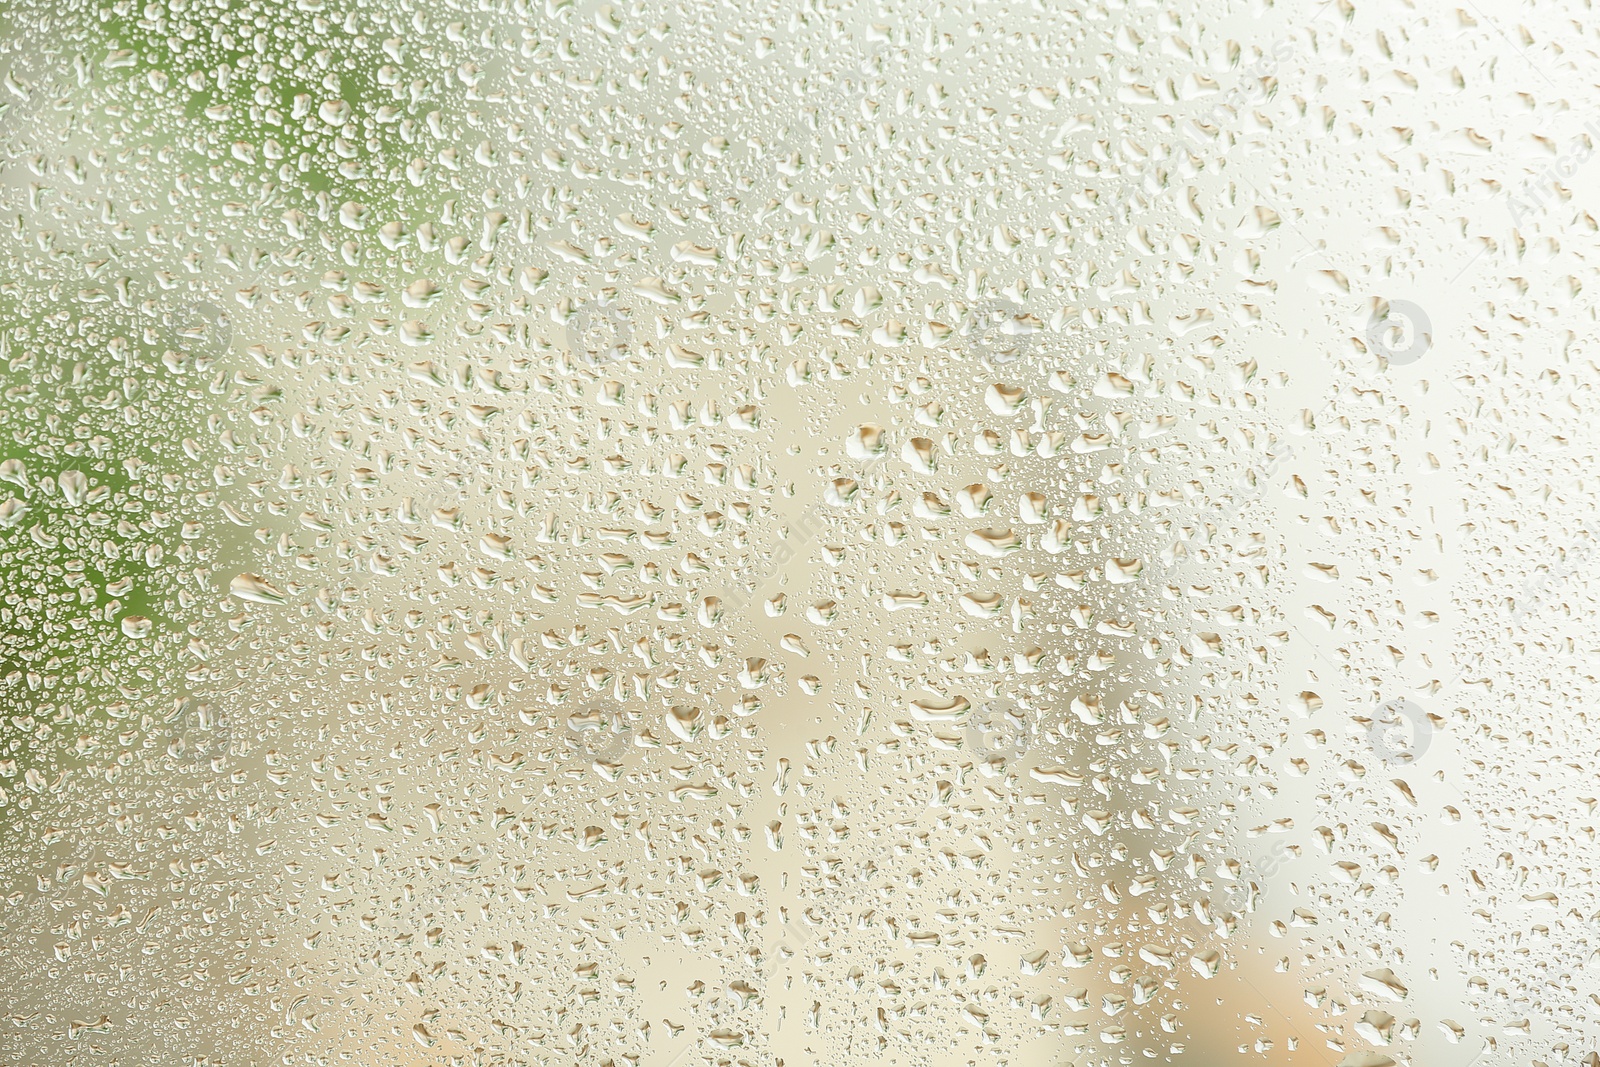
0,1,1594,1064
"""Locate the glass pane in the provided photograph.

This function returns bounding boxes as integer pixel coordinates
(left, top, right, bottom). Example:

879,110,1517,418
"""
0,1,1585,1064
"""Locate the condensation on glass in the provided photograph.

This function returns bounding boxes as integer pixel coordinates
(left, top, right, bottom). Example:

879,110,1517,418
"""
0,1,1592,1065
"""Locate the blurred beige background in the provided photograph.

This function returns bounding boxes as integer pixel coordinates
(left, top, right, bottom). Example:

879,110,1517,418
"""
1,0,1596,1065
